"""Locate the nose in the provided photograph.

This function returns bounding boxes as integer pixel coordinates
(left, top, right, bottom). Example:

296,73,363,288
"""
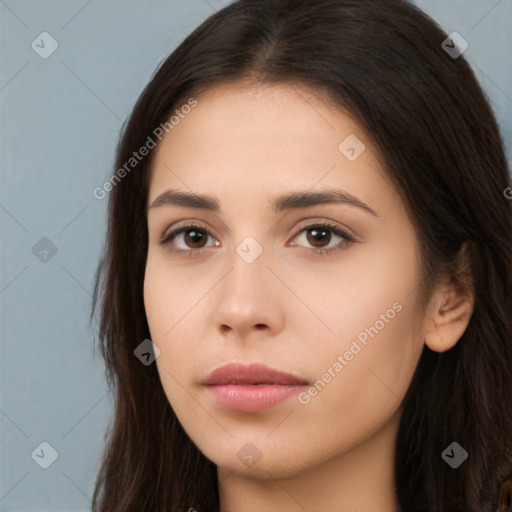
212,246,286,343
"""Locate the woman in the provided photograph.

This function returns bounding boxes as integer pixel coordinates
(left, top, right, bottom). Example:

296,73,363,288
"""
91,0,512,510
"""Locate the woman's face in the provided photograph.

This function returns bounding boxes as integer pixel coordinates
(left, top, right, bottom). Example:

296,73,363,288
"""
144,82,428,478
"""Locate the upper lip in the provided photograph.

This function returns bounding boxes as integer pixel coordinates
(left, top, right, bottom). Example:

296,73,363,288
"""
203,362,309,386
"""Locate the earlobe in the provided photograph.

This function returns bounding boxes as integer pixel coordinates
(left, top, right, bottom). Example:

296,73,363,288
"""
424,285,474,353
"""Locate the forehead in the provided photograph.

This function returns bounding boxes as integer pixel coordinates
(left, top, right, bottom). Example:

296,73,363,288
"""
147,82,393,217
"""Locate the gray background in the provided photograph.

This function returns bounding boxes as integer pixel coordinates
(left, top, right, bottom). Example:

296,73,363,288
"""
1,1,511,510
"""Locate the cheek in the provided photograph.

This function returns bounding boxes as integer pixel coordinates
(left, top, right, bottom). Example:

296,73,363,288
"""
307,249,419,359
300,238,423,416
143,254,203,337
293,302,423,463
143,254,208,385
143,265,194,421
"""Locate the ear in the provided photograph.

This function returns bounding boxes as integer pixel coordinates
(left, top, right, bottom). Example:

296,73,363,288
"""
423,245,475,353
424,283,474,352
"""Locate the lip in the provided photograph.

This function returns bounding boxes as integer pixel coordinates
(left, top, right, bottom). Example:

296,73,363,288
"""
202,363,309,412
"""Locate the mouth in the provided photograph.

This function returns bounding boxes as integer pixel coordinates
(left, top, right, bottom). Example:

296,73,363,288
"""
202,362,309,412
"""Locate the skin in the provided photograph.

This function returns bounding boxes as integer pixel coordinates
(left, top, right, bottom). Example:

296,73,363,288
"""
143,82,474,512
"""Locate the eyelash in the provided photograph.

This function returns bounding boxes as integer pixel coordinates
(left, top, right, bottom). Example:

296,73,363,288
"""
160,221,356,258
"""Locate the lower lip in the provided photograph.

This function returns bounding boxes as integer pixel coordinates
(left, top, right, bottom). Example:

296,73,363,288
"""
205,384,305,411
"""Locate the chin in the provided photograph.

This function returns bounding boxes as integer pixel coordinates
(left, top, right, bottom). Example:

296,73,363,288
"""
196,435,327,480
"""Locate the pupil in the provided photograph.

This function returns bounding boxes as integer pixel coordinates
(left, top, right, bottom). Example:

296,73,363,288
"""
308,227,331,247
186,230,205,247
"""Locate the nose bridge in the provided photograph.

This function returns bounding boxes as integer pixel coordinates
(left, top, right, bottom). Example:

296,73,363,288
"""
226,232,270,299
213,234,285,335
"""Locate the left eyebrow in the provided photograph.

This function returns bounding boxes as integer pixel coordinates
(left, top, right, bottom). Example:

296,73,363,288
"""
148,187,379,217
272,189,379,217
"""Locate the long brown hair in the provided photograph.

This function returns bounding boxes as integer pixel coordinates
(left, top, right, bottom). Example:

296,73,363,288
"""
91,1,512,510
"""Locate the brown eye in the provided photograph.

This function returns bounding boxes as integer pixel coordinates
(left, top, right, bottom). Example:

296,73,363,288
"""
161,223,219,256
181,228,208,249
292,222,356,256
306,226,332,248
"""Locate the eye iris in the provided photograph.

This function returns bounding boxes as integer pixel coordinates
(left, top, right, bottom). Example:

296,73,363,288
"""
307,227,331,248
185,229,207,248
